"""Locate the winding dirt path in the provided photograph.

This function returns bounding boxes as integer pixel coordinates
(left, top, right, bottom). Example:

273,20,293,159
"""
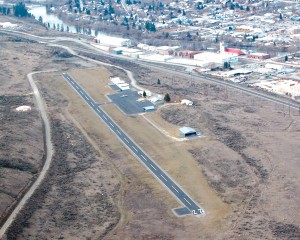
0,71,54,238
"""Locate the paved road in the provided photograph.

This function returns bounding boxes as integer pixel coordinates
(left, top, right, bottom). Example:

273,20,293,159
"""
62,73,204,216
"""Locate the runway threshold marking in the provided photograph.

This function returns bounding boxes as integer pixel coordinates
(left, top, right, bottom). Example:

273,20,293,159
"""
172,186,179,193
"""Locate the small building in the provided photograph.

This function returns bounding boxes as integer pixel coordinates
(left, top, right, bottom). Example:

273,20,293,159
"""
248,53,270,59
181,99,193,106
110,77,130,91
111,48,122,55
179,127,198,138
157,46,174,55
143,106,155,112
149,97,163,105
223,69,252,77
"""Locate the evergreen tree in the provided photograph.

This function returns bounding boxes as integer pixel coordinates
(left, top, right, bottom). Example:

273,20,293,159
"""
38,16,43,24
164,93,171,102
279,13,283,20
143,90,147,97
285,56,288,61
157,79,161,84
13,2,30,17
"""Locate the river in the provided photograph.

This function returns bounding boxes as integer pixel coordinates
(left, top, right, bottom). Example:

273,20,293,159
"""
28,5,99,36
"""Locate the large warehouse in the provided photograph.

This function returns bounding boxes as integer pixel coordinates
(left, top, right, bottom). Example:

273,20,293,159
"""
94,35,131,47
194,52,238,64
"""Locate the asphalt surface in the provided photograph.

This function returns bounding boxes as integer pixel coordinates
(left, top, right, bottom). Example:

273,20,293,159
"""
62,73,204,216
108,90,155,115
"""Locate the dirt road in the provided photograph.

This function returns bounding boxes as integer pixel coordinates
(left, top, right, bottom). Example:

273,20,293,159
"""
0,71,54,238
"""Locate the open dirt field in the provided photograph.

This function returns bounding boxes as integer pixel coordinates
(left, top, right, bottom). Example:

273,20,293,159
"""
0,28,64,227
127,63,300,239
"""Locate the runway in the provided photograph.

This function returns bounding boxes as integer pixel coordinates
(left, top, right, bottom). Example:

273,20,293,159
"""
62,73,204,216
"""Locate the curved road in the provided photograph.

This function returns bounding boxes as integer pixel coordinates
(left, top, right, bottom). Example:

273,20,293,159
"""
0,72,54,238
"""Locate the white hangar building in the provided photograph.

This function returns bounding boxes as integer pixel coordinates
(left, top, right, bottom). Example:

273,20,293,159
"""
94,35,131,47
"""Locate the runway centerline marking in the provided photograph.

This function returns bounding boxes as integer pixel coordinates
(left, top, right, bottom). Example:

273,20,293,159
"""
103,115,107,120
172,186,179,193
184,197,192,206
141,155,147,161
116,130,121,135
150,164,157,171
124,138,129,143
132,145,138,152
109,122,114,127
161,174,168,182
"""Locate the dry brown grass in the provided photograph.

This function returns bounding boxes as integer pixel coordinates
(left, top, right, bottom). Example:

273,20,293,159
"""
68,67,113,103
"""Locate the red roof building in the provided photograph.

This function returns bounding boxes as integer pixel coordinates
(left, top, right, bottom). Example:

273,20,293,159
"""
225,48,245,56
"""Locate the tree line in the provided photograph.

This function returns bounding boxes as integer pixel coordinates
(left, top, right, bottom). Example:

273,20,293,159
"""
0,2,32,17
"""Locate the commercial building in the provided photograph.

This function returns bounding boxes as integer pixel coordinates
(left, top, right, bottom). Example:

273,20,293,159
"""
224,48,245,56
94,35,131,47
194,52,238,64
248,53,271,59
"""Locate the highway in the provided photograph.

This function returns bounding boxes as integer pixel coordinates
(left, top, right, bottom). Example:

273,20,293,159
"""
62,73,204,216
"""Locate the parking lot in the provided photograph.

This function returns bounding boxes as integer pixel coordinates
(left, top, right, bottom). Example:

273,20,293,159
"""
108,89,155,115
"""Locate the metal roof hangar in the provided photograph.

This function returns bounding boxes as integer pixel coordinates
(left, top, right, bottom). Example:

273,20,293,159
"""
179,127,199,138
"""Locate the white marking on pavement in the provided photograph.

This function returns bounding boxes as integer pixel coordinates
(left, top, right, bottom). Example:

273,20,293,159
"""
132,146,138,152
109,122,114,127
103,115,107,120
141,155,147,161
96,109,100,113
150,164,157,171
124,138,129,143
172,186,179,193
161,174,167,182
91,102,94,107
184,197,192,206
116,130,121,135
